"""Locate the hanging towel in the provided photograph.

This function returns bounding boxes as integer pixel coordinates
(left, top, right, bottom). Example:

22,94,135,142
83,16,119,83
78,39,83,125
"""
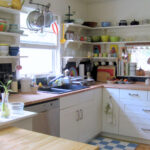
105,99,113,124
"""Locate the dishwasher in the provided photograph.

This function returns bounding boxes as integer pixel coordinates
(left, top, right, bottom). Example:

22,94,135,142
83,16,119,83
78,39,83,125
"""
25,99,60,137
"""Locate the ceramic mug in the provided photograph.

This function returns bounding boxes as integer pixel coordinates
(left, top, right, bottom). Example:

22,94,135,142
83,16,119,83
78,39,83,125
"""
145,79,150,85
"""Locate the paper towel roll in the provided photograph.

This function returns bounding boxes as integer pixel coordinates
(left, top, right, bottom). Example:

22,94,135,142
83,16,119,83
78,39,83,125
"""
79,64,85,78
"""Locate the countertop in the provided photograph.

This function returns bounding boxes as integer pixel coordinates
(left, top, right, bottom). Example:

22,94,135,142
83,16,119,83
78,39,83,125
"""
8,82,150,106
0,127,99,150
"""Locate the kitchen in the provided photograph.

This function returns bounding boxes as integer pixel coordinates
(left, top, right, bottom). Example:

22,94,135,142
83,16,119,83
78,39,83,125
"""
0,0,150,150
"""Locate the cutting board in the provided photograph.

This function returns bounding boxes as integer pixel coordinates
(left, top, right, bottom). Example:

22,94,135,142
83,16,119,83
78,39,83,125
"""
97,66,115,82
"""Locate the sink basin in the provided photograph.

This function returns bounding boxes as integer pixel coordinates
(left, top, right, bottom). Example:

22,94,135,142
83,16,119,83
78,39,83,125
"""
39,84,88,94
54,84,88,91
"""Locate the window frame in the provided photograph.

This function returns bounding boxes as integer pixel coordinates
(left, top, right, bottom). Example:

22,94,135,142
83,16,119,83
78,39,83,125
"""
19,11,61,77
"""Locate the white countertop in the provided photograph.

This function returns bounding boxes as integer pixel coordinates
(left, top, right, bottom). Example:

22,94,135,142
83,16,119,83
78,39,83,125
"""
0,111,37,127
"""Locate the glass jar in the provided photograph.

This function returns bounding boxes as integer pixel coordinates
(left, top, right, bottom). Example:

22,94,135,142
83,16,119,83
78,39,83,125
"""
1,93,10,118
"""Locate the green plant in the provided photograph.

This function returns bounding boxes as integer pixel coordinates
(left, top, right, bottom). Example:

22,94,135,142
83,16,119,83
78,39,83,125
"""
0,80,12,94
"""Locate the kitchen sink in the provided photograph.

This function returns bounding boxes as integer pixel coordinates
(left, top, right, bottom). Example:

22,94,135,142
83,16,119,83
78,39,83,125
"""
38,84,88,94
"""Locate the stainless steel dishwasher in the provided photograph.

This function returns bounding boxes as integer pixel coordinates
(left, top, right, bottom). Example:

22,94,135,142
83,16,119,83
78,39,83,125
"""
25,99,60,137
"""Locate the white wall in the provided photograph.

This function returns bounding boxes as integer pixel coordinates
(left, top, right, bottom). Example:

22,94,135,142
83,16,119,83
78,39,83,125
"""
24,0,88,21
87,0,150,25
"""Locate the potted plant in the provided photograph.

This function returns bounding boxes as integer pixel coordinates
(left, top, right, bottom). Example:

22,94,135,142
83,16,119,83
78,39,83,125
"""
0,80,12,118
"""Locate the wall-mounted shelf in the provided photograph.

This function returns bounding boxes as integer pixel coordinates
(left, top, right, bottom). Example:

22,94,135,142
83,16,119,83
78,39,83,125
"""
0,31,27,37
65,40,150,47
62,57,118,62
0,56,27,59
65,40,91,48
65,23,150,30
0,6,22,14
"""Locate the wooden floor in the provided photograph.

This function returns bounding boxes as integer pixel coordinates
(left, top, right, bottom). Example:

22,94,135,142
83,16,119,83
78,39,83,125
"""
136,144,150,150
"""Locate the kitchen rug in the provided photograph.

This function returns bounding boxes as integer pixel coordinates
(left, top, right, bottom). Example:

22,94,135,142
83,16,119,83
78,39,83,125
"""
88,137,138,150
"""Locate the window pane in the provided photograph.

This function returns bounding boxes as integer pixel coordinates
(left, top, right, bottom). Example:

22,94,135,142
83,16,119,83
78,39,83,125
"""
20,48,54,76
128,46,150,71
20,12,57,45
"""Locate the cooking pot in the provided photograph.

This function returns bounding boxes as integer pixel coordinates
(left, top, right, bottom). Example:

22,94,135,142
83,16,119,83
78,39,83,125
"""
27,9,44,31
119,20,127,26
130,20,139,25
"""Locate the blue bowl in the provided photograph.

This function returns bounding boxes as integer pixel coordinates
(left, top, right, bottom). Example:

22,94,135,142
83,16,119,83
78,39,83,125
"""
9,47,19,56
101,22,111,27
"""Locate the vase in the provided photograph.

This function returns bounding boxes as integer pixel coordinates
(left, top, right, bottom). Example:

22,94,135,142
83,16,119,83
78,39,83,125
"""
1,93,10,118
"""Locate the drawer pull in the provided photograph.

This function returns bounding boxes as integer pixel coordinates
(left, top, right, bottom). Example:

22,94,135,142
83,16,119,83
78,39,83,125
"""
142,109,150,112
129,93,139,97
141,128,150,132
76,110,80,121
80,109,83,120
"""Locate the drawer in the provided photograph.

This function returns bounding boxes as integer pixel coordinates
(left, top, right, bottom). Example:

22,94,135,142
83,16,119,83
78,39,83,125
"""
119,113,141,138
60,90,94,109
119,113,150,140
103,88,119,100
124,104,150,117
120,89,148,101
60,93,80,109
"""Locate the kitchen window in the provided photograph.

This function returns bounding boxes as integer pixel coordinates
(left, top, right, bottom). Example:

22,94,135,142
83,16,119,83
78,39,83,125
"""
19,12,60,77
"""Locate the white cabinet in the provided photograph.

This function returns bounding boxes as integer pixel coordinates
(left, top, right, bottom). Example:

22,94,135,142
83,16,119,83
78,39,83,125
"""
102,88,119,134
60,105,79,141
12,118,33,131
119,89,150,140
60,88,102,142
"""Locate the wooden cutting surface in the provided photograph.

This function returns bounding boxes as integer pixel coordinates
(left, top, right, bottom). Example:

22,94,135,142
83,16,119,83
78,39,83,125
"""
0,127,99,150
6,82,150,106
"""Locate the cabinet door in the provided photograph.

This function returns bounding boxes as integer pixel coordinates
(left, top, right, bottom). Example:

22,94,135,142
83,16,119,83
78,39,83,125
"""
60,105,79,141
79,88,102,142
12,118,33,131
102,88,119,134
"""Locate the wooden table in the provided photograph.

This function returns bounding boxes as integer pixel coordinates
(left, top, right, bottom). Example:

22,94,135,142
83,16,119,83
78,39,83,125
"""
0,127,99,150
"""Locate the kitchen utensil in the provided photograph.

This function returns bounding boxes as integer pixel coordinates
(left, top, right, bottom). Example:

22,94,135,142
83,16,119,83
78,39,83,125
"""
20,77,31,93
79,64,85,78
74,18,84,25
44,11,53,27
91,36,100,42
9,46,19,56
60,24,66,44
64,6,74,23
83,22,97,27
145,78,150,85
36,10,44,27
11,0,24,10
119,20,127,26
0,0,11,8
11,81,18,93
10,102,24,114
101,22,111,27
69,66,78,76
97,66,115,82
27,9,42,31
101,35,109,42
110,36,120,42
0,44,9,56
130,20,139,25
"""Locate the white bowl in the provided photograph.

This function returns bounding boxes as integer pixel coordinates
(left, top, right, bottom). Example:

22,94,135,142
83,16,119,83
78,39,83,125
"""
0,45,9,56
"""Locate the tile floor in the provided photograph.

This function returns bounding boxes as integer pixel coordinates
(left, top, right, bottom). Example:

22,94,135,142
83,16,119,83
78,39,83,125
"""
88,136,138,150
